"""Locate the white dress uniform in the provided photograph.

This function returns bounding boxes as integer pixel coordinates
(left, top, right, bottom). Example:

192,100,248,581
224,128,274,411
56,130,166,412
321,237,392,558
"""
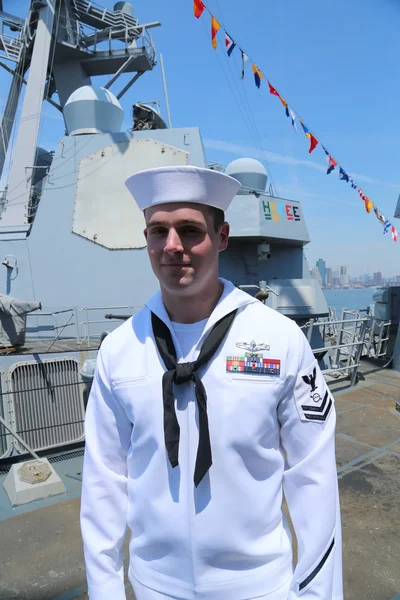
81,279,343,600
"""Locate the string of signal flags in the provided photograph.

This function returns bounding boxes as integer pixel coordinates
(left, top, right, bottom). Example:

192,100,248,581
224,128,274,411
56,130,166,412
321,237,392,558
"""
193,0,398,242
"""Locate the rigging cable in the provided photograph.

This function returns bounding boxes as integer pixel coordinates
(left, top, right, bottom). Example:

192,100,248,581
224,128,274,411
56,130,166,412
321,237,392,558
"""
203,0,279,196
213,0,279,196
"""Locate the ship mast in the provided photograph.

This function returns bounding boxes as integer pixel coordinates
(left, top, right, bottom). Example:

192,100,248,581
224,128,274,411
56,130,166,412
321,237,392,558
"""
0,0,160,232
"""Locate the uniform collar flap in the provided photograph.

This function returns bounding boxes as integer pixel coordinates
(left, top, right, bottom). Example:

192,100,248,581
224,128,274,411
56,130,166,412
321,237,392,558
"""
145,279,258,335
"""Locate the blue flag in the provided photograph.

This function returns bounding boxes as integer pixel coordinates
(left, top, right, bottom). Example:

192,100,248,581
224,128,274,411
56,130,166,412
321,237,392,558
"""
225,33,236,57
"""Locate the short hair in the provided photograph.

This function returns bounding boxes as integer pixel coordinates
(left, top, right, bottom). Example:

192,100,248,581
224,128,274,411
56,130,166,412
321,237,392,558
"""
144,205,225,232
208,206,225,232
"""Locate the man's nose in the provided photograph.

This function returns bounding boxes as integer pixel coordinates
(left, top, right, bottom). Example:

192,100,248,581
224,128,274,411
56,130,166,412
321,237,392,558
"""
164,228,184,253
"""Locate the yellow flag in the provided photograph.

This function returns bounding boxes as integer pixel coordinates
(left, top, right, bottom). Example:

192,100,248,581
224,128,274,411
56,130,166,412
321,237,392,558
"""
211,16,221,49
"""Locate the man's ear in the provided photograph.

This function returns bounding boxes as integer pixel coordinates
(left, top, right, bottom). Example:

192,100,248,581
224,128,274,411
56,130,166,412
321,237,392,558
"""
218,222,230,252
143,209,148,240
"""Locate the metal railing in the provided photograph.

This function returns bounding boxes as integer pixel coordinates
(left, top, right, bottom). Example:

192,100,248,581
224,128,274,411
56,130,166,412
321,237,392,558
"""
88,23,156,62
302,314,368,386
24,304,140,350
301,309,392,385
363,317,391,359
54,9,155,60
74,0,139,30
76,305,139,347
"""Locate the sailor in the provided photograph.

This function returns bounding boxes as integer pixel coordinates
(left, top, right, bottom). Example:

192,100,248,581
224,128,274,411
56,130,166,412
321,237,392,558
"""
80,165,343,600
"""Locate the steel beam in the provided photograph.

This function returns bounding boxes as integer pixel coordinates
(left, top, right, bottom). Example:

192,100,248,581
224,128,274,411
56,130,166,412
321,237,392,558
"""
1,0,56,227
116,71,143,100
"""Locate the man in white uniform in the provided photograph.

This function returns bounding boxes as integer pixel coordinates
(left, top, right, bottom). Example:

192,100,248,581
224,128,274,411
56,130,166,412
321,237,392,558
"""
81,166,343,600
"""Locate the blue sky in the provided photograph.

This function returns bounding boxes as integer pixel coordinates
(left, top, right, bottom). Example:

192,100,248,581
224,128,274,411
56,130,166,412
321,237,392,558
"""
1,0,400,276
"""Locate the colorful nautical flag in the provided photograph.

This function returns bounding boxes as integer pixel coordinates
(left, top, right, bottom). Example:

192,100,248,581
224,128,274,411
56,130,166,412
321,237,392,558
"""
241,51,249,79
308,133,319,154
373,207,386,224
290,109,297,131
364,198,373,213
327,155,337,175
357,188,372,212
252,64,263,88
299,120,318,153
194,0,205,19
211,16,220,49
225,33,236,56
357,188,367,202
278,96,290,117
300,120,310,136
191,11,395,245
268,81,280,97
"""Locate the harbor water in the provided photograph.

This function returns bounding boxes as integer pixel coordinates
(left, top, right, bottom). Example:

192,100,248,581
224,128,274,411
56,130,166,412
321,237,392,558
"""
323,287,376,316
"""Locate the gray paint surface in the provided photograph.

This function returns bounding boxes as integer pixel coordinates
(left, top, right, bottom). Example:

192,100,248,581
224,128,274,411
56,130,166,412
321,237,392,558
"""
0,125,323,318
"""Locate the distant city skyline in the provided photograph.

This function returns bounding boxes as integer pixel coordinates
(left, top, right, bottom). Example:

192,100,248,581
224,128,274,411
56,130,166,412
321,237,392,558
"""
312,257,400,286
307,249,400,281
305,245,400,279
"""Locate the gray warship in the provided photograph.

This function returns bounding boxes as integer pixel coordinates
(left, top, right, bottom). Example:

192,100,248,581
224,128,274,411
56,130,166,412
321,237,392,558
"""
0,2,400,599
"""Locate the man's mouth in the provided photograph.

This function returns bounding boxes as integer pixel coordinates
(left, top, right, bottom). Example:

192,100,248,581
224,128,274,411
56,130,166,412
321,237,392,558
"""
161,262,192,267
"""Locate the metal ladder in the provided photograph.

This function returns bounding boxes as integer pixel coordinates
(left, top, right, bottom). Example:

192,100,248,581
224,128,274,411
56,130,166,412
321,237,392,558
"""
0,32,23,62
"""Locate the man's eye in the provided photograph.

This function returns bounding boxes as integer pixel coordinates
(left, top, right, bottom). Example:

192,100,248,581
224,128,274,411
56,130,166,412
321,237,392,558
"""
182,227,200,235
150,228,166,236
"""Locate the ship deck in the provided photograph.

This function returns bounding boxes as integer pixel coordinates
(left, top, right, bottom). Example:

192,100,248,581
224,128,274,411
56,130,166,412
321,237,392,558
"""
0,338,100,355
0,361,399,600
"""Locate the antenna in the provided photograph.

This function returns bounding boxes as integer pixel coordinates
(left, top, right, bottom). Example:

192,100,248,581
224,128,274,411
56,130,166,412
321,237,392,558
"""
159,53,172,128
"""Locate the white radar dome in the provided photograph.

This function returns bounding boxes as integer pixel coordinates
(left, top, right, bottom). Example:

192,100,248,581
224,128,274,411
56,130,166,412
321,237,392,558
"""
63,85,124,136
225,158,267,195
114,2,133,16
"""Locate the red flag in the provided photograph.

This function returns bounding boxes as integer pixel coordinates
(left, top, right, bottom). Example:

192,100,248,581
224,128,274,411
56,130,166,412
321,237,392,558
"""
308,133,318,154
268,81,280,97
392,226,398,242
211,16,220,49
357,188,372,203
194,0,205,18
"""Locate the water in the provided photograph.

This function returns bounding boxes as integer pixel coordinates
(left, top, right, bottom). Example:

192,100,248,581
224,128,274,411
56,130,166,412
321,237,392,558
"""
323,287,376,316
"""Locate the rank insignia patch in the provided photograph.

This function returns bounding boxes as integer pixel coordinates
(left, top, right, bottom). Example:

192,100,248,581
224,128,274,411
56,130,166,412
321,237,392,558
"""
296,361,333,422
226,353,280,375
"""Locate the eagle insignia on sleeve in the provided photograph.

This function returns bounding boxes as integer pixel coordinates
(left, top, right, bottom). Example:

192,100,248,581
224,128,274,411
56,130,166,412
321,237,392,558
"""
296,363,333,422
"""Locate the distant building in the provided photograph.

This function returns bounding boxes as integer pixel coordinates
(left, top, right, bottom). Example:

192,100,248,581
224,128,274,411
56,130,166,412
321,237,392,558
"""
373,272,383,285
311,267,322,287
340,265,349,286
316,258,326,287
326,267,333,286
396,275,400,284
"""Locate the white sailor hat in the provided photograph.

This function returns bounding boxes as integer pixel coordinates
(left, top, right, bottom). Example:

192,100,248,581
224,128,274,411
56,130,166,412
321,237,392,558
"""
124,165,241,212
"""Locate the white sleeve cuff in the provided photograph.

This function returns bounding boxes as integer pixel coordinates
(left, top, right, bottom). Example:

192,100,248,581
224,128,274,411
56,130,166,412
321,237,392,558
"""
87,582,127,600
